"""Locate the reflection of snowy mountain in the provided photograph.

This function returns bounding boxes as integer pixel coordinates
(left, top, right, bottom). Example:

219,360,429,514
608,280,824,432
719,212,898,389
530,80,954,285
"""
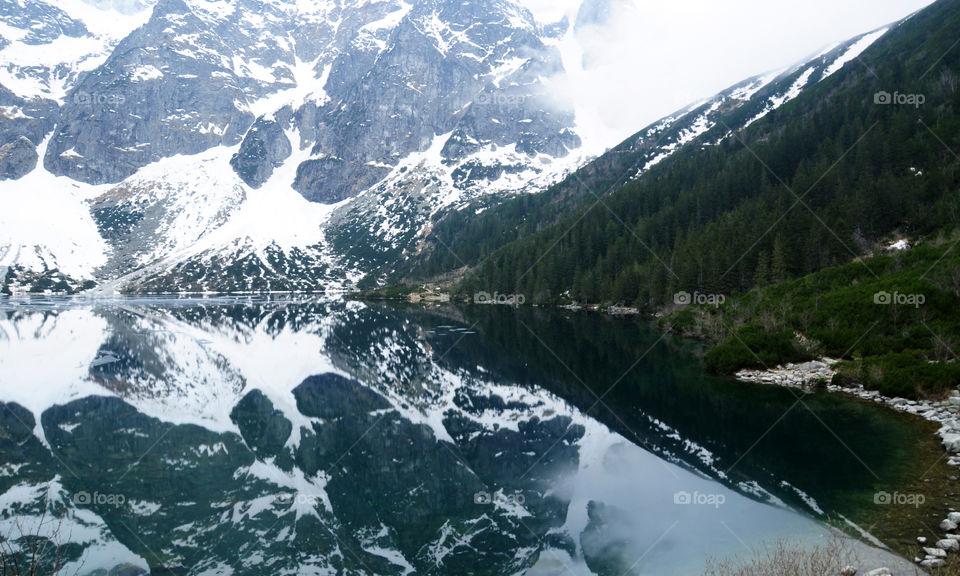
0,297,914,575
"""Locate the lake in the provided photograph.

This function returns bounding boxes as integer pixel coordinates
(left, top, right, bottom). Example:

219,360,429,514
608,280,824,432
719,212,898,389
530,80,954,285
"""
0,296,940,575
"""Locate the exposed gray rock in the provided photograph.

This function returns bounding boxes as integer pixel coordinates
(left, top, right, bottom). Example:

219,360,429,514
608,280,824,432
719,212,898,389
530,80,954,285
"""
45,0,256,183
0,0,87,45
0,137,38,180
230,115,293,188
0,83,58,147
293,0,580,204
295,156,390,204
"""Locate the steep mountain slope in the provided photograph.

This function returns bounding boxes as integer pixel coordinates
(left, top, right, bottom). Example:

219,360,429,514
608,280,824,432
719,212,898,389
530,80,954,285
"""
0,0,937,296
406,23,903,282
417,0,960,310
0,0,583,294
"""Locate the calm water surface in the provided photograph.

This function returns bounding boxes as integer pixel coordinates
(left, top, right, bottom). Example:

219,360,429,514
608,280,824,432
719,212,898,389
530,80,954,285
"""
0,297,931,575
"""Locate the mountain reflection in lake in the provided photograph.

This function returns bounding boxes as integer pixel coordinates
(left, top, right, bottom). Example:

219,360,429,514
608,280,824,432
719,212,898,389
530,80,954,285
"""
0,297,922,575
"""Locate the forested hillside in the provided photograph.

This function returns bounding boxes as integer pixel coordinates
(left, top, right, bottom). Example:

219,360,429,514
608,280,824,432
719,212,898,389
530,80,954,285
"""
412,0,960,310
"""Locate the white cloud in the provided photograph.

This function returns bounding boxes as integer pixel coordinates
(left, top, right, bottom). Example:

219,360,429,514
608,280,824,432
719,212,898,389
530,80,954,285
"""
518,0,936,153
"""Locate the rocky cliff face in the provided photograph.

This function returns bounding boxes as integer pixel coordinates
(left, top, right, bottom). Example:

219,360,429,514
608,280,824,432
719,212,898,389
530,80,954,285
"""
0,136,39,180
290,0,578,204
231,115,293,188
0,0,587,293
0,0,902,295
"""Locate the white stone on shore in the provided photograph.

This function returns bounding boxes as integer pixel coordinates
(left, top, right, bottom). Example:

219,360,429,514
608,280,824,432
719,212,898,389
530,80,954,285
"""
937,538,959,551
741,368,960,557
920,558,946,568
942,433,960,453
924,546,948,558
864,568,892,576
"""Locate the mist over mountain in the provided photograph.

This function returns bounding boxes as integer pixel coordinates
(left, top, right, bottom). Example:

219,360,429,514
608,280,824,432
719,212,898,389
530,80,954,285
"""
0,0,937,296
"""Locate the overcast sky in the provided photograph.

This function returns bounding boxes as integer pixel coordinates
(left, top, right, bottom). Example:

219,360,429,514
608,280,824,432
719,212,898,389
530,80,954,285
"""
518,0,936,152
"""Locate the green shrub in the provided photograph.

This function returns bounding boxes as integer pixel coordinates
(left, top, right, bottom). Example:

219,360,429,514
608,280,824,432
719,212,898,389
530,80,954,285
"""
704,326,813,374
861,351,960,399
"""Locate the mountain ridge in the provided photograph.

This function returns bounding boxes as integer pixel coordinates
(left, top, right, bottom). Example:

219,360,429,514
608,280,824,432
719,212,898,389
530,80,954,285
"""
0,0,926,296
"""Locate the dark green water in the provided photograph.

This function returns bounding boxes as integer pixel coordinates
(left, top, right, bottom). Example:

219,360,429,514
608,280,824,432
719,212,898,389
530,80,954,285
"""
0,297,939,575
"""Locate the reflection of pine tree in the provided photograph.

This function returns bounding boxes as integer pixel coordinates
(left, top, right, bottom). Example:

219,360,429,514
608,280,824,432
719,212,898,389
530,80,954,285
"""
0,503,81,576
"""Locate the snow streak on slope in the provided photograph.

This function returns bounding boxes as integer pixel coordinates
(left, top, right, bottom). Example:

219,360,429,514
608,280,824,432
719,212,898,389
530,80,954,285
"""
0,137,110,280
627,24,894,181
185,136,340,259
743,65,818,128
0,478,149,573
0,0,155,101
88,137,360,294
821,28,889,80
0,308,110,442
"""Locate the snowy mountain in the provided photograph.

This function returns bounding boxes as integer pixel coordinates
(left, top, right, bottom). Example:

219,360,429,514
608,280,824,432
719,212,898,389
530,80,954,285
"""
622,27,892,179
0,0,588,294
0,0,900,294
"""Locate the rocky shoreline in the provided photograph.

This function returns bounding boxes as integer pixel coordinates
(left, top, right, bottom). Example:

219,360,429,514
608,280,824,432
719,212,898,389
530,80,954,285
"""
736,359,960,570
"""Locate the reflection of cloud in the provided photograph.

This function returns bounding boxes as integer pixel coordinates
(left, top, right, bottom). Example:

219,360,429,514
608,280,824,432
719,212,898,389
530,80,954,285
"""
0,310,108,438
0,478,149,574
526,0,935,154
